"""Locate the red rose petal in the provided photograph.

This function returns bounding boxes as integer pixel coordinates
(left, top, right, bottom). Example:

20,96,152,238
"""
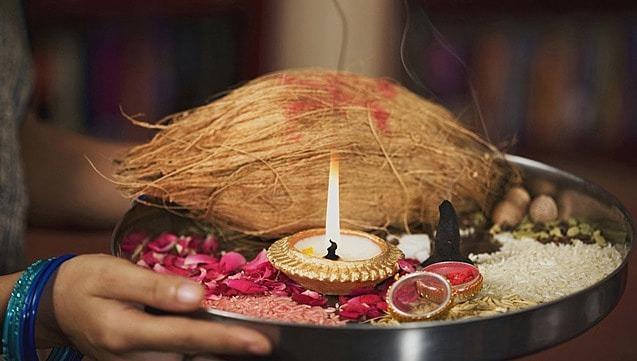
339,302,369,320
366,307,383,319
291,291,328,306
121,231,148,253
349,294,383,306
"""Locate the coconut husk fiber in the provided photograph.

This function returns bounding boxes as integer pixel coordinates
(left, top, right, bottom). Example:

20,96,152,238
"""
113,69,516,238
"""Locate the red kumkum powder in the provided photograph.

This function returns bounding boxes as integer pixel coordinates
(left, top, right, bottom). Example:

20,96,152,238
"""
423,262,479,286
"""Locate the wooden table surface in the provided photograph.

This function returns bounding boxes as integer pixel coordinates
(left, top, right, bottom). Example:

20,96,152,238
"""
24,156,637,361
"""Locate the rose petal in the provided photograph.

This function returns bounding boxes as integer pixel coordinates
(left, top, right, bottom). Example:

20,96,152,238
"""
148,233,178,252
194,268,207,283
220,252,247,273
261,279,287,292
398,259,417,273
244,250,269,272
339,302,369,320
366,307,383,319
338,296,349,305
292,292,328,306
152,263,169,274
140,251,163,267
204,269,227,282
349,294,383,306
201,235,219,254
347,287,377,297
184,254,219,267
121,231,148,253
225,279,268,295
165,264,194,277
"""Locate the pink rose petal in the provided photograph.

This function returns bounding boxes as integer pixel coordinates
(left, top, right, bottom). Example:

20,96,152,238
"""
148,233,178,252
184,254,219,267
201,235,219,254
220,252,247,273
225,279,268,295
194,268,207,283
398,259,417,273
244,249,269,272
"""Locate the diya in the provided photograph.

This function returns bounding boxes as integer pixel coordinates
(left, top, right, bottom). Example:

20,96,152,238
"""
267,152,404,295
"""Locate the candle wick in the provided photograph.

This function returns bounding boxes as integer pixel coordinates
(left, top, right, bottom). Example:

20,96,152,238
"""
324,240,340,261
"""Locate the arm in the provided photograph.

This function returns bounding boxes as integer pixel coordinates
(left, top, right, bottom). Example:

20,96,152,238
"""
20,114,133,228
0,273,21,328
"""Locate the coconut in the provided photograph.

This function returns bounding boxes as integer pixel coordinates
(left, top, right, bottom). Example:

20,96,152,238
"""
113,69,516,238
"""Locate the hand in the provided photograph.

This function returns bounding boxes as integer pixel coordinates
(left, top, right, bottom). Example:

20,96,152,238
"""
38,254,271,360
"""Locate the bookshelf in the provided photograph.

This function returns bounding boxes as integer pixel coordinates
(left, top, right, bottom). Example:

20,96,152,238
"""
27,0,264,140
27,0,637,166
402,0,637,165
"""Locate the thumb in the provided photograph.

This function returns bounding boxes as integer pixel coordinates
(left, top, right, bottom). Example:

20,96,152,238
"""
91,256,204,312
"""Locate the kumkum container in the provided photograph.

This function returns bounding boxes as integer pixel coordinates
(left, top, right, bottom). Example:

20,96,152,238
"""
422,261,483,303
386,271,454,321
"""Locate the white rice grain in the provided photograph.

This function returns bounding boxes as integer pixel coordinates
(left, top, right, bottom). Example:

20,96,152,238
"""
470,233,622,303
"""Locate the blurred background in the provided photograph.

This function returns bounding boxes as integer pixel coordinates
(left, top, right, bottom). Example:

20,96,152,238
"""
27,0,637,164
24,0,637,360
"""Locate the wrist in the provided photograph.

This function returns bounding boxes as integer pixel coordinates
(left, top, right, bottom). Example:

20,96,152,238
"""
34,272,69,348
0,273,22,328
2,255,81,360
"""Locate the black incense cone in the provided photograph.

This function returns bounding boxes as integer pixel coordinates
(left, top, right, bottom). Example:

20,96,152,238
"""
421,200,473,266
324,240,340,261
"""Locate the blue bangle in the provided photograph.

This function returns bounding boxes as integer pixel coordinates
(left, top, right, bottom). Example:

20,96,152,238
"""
23,255,76,361
2,256,83,361
22,259,56,361
2,260,47,361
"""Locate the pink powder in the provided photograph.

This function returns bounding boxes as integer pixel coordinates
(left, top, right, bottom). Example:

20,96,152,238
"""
205,295,346,326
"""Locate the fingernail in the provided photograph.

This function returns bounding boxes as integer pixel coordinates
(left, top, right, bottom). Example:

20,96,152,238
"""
176,283,202,304
247,342,271,355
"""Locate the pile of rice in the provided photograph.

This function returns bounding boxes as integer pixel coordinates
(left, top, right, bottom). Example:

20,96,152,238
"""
471,233,623,303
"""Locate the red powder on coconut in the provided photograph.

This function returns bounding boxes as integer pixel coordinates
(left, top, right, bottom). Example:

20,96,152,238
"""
376,79,397,98
368,101,391,133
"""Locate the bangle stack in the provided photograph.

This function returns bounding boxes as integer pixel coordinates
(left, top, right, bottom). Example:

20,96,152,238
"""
2,255,83,361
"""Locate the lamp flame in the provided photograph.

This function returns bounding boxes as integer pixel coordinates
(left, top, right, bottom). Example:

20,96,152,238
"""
325,152,340,246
